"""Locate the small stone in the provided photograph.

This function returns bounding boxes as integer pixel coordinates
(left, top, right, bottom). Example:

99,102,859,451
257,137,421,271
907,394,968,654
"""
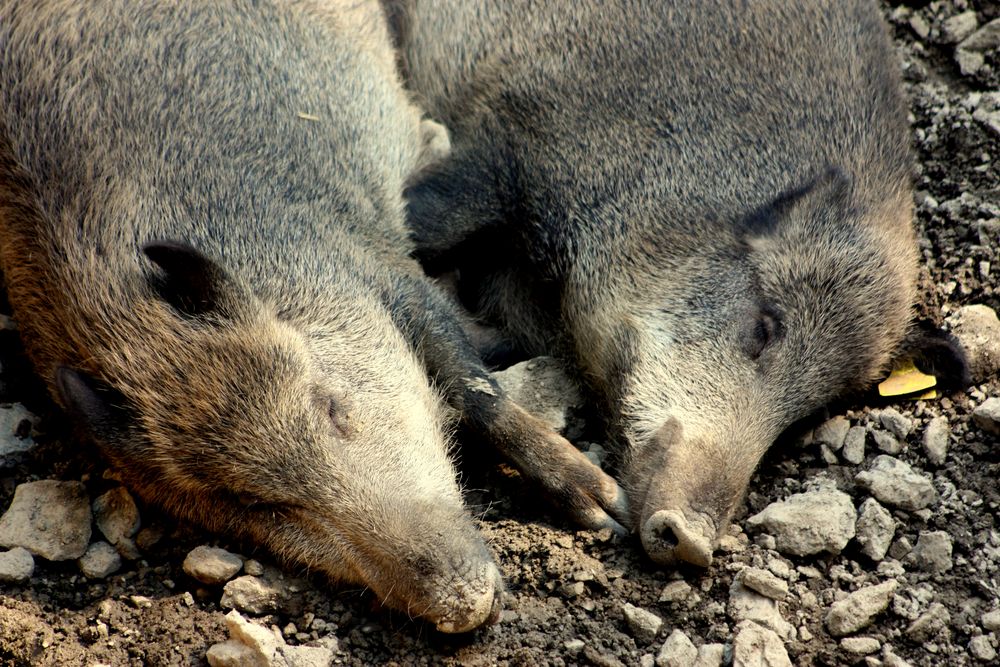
655,629,697,667
947,305,1000,383
184,545,244,585
221,573,301,615
982,609,1000,632
855,456,937,511
728,580,794,640
659,580,693,603
212,610,279,666
732,620,792,667
621,603,663,644
855,498,895,561
873,430,902,455
565,639,585,653
842,426,866,465
244,559,265,576
825,580,898,637
0,404,38,457
93,487,141,549
969,635,997,662
740,567,788,601
905,602,950,642
815,416,850,451
841,637,880,655
492,357,582,435
973,398,1000,436
560,581,585,598
909,14,930,39
206,640,261,667
909,531,953,573
959,18,1000,52
181,591,195,607
0,546,34,582
694,643,725,667
78,541,122,579
877,408,912,440
922,416,950,466
0,480,92,560
882,648,914,667
135,525,165,551
280,644,334,667
942,11,979,43
957,49,986,76
745,488,856,557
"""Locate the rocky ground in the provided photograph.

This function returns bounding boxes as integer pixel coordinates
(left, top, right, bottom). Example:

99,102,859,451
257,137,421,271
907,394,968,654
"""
1,1,999,666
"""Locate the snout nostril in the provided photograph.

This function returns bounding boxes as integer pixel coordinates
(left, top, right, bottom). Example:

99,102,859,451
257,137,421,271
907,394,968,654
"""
653,524,680,549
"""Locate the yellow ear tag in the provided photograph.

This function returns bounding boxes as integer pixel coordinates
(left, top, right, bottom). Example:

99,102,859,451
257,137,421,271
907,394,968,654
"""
912,389,938,401
878,359,937,397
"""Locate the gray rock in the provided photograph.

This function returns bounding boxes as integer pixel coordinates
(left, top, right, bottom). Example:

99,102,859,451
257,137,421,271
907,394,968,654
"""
947,305,1000,383
855,456,937,511
909,15,930,40
746,488,856,557
184,545,244,585
659,580,693,603
79,541,122,579
492,357,582,435
983,609,1000,632
905,602,950,642
280,645,335,667
855,498,895,561
740,567,788,601
814,416,850,451
909,531,953,573
727,580,794,640
877,408,912,440
0,480,92,560
956,49,985,76
208,610,279,667
221,573,304,616
942,11,979,43
655,629,697,667
959,18,1000,52
842,426,867,465
732,621,792,667
973,398,1000,436
882,648,915,667
93,487,141,549
825,580,898,637
973,93,1000,138
840,636,880,655
969,635,997,663
922,416,950,466
694,644,725,667
872,430,902,455
0,404,38,457
622,603,663,644
0,546,34,583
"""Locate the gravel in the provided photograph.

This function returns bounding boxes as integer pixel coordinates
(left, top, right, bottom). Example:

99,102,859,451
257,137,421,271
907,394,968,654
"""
855,497,897,561
0,480,92,560
731,621,792,667
78,541,122,579
825,580,898,637
621,602,663,644
972,396,1000,435
745,485,856,557
655,629,697,667
855,455,938,511
922,415,951,465
0,546,34,583
183,545,245,585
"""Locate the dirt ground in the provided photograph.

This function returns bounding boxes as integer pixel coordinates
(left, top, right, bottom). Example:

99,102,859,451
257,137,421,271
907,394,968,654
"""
1,1,998,665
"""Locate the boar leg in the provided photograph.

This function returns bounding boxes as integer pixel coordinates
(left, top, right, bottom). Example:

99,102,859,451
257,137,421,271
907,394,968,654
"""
391,279,629,534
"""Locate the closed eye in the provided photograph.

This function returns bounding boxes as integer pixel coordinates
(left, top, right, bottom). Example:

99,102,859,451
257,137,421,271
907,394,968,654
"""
746,309,783,360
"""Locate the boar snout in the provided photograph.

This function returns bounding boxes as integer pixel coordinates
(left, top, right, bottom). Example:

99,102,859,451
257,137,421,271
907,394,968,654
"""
627,419,754,568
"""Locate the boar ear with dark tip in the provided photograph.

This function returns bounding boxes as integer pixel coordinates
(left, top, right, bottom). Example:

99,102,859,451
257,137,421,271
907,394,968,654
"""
55,367,132,447
895,320,972,391
142,240,240,318
740,166,852,237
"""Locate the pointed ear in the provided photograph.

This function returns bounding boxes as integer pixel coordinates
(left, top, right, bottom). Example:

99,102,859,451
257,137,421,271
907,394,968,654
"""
55,367,133,448
143,240,238,318
896,320,971,391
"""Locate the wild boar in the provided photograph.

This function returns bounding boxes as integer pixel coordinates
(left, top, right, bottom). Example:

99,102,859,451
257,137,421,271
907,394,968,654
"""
392,0,967,566
0,0,624,631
